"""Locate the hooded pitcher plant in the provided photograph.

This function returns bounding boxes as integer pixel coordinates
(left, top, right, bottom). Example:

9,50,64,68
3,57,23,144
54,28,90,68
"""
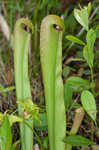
40,15,66,150
14,18,34,150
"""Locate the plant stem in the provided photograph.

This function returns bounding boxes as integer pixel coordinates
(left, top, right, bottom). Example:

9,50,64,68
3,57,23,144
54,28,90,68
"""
23,120,44,150
90,67,95,95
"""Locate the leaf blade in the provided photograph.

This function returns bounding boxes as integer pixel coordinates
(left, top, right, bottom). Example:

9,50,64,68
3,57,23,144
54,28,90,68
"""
14,18,34,150
74,7,89,31
66,35,85,45
67,76,90,91
64,82,73,110
83,29,96,68
81,90,96,122
40,15,66,150
0,115,12,150
63,135,95,146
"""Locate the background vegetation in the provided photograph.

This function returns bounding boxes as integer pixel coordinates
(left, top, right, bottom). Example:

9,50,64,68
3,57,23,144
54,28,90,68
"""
0,0,99,149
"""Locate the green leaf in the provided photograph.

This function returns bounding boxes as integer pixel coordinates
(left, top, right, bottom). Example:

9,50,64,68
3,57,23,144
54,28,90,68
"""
96,25,99,30
74,7,89,31
14,18,34,150
0,86,15,93
86,29,96,53
66,35,85,45
63,66,71,78
11,140,20,150
8,115,23,126
83,29,96,68
33,1,41,24
0,112,4,125
64,12,76,31
34,113,48,131
0,115,12,150
96,28,99,38
43,137,49,150
81,90,96,122
67,77,90,92
63,135,95,146
83,45,92,68
71,58,85,62
40,15,66,150
64,82,72,110
88,2,91,16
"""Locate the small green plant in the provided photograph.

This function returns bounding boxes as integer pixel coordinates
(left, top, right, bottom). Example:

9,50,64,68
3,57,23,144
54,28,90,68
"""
40,15,66,150
64,3,97,149
65,3,97,121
